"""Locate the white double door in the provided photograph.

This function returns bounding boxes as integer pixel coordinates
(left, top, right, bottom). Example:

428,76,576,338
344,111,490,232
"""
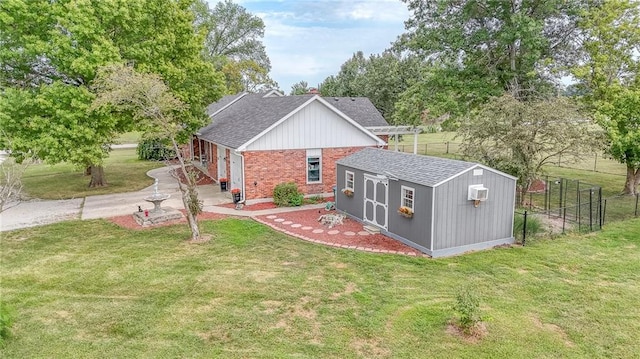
363,174,388,230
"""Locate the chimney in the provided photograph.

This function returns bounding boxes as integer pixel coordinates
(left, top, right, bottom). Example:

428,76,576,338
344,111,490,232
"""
308,87,319,94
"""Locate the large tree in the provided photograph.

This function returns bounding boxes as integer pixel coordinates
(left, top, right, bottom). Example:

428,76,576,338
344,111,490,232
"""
571,0,640,195
320,51,419,121
458,94,600,205
0,0,224,187
192,0,275,93
395,0,588,119
92,65,204,240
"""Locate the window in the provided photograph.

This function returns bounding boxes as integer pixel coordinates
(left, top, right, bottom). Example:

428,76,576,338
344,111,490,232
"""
401,186,415,211
306,149,321,183
345,171,354,191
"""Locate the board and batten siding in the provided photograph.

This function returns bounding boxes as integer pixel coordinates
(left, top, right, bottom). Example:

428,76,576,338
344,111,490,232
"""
245,100,378,151
432,166,516,252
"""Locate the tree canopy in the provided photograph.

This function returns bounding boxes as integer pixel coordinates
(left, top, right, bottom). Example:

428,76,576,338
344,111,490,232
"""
192,0,276,93
391,0,588,121
0,0,224,186
571,0,640,195
458,94,600,203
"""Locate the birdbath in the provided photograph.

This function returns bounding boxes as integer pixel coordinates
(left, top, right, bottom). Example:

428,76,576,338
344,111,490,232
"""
144,178,170,213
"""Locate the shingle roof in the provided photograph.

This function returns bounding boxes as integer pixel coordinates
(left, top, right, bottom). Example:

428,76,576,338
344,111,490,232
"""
198,94,388,149
337,148,479,187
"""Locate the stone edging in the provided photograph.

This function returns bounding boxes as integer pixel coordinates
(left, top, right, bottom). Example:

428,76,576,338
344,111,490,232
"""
252,217,429,257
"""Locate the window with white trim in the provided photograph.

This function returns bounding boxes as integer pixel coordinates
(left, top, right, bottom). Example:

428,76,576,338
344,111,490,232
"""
306,149,321,183
345,170,354,191
401,185,415,211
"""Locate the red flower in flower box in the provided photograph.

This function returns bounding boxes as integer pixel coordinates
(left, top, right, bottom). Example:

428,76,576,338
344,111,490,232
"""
230,188,241,194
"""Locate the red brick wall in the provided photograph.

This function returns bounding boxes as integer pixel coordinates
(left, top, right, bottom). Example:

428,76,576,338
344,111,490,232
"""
242,147,367,200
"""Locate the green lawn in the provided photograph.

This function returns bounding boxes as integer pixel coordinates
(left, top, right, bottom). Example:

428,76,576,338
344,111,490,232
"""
399,132,626,177
2,218,639,358
21,148,163,200
114,131,142,144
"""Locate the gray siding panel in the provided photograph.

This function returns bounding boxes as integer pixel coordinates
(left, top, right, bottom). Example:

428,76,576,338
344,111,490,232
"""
433,167,515,250
387,180,433,250
336,165,364,219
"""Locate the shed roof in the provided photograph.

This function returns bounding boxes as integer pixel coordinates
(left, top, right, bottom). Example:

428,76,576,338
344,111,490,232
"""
337,148,511,187
198,93,388,149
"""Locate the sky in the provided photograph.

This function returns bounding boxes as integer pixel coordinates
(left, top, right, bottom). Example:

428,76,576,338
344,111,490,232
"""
229,0,411,93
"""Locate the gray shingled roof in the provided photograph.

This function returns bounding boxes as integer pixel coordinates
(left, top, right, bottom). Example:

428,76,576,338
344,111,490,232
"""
336,148,479,187
205,93,244,116
198,94,388,149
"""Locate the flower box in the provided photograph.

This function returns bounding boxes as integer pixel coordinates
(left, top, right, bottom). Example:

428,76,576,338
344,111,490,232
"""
398,206,413,218
341,188,354,197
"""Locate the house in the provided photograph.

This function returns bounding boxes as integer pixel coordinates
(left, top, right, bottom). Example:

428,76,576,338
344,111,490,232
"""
191,91,392,203
335,148,517,257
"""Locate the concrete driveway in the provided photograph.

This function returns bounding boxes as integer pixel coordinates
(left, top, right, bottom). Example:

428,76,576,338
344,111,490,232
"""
0,166,231,232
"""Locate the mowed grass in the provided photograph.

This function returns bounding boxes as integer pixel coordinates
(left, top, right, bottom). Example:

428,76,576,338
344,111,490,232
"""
21,148,163,200
399,132,627,177
2,218,640,358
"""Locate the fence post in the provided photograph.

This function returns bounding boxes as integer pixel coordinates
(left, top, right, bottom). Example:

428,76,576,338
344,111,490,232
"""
523,210,527,246
593,153,598,172
635,193,639,217
576,180,580,221
599,187,603,229
603,199,607,226
562,207,567,233
589,189,593,232
559,178,563,217
446,141,450,154
425,143,428,154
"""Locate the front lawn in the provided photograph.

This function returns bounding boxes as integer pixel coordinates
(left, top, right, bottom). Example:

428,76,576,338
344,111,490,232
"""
21,148,163,200
1,218,639,358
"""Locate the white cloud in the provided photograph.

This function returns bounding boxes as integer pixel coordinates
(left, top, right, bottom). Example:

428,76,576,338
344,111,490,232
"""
212,0,410,92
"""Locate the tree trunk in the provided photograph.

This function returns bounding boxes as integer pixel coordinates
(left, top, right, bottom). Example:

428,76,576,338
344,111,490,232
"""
84,166,91,176
622,166,640,196
170,138,201,240
88,165,107,187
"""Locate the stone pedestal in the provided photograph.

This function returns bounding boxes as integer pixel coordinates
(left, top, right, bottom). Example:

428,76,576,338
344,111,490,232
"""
133,207,183,226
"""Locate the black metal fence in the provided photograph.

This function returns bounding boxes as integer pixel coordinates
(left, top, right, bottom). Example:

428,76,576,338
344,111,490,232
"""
514,176,640,236
603,194,640,225
516,177,603,234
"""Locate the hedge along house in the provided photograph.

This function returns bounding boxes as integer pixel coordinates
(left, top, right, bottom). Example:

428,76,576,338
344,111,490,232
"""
336,148,517,257
191,90,390,203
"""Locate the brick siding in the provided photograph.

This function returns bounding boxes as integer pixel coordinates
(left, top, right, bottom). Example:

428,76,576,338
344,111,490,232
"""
242,147,369,200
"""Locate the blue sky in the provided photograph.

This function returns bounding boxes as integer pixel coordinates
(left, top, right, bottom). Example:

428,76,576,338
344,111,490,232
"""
230,0,411,93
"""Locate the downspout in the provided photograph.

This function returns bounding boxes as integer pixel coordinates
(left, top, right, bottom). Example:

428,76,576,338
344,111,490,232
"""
235,150,246,204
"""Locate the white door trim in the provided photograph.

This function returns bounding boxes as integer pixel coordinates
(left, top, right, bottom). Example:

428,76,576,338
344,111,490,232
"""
363,173,388,230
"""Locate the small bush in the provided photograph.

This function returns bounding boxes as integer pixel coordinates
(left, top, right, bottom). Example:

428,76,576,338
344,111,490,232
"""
0,302,14,346
273,182,303,207
513,213,544,241
136,137,175,161
453,286,481,333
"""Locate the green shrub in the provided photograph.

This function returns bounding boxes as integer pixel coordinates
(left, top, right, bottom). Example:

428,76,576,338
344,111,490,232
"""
136,137,175,161
452,286,481,333
273,182,303,207
513,213,544,241
0,302,14,346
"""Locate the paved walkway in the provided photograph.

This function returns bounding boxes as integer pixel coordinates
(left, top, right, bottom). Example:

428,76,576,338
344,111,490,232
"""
0,165,326,232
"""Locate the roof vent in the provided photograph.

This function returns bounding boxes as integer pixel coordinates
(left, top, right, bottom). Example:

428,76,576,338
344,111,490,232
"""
334,97,339,101
351,97,355,101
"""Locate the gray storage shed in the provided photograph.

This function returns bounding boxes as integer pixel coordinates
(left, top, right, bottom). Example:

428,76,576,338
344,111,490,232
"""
335,148,517,257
